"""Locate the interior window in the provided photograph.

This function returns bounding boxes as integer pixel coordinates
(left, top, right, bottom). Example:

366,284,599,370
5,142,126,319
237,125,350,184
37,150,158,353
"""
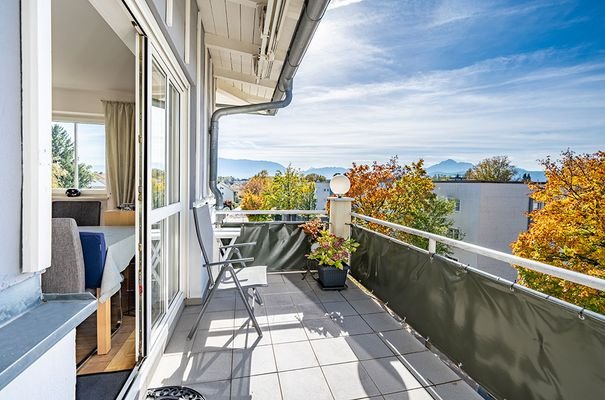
51,121,106,190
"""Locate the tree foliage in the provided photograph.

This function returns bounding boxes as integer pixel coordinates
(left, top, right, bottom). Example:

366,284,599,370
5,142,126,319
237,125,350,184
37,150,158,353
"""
305,173,327,182
240,167,317,221
51,124,96,188
512,150,605,313
240,170,272,220
465,155,517,181
347,157,457,251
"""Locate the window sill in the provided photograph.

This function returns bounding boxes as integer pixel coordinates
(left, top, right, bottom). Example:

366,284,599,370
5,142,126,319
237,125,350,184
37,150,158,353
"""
52,191,109,201
0,293,96,391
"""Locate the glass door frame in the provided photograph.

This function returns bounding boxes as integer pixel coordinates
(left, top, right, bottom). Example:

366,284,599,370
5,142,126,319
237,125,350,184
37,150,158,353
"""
144,41,190,351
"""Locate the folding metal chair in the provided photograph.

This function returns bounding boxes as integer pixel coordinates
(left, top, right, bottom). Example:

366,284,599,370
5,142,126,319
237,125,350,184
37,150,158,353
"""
188,204,268,340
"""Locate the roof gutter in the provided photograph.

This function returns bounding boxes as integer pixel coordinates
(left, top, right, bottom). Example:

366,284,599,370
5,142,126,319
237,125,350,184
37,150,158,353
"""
209,0,330,207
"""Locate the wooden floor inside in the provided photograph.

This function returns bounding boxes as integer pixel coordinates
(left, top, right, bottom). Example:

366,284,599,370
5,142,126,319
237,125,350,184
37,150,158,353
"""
77,314,136,375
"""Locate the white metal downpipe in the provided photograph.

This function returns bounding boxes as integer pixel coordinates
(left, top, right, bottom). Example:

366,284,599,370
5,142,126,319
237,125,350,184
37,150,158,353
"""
209,0,331,207
209,82,293,206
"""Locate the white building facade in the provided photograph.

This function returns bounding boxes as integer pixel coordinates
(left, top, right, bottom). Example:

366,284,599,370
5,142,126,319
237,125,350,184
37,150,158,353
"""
434,181,533,281
315,181,332,210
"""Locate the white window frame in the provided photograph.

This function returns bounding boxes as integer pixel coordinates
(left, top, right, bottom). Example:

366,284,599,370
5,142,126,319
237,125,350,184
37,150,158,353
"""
21,0,52,273
50,119,108,194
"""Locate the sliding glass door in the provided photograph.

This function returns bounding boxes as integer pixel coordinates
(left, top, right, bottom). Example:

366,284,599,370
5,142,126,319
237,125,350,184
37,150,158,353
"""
146,48,187,340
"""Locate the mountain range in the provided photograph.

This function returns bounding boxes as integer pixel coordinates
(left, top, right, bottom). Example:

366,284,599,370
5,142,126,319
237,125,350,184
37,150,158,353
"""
218,158,346,179
427,159,546,182
218,157,546,181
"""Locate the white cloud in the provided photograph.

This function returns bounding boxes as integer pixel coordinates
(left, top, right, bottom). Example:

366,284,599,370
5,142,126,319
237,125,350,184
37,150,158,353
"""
219,0,605,171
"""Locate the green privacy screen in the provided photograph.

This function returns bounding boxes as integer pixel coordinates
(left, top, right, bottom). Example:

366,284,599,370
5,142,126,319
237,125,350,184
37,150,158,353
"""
233,222,311,271
350,226,605,400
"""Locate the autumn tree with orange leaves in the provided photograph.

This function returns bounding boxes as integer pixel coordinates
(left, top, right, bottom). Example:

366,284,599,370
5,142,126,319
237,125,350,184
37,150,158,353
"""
512,150,605,313
347,157,457,252
240,170,272,221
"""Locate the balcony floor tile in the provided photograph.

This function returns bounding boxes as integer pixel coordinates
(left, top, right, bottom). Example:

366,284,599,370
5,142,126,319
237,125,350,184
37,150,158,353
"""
279,367,333,400
231,373,283,400
232,346,277,378
274,341,319,371
310,337,358,365
324,301,358,317
322,361,381,400
148,273,481,400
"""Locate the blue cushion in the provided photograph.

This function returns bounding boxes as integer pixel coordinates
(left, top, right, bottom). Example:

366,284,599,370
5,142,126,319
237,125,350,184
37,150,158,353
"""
79,232,107,289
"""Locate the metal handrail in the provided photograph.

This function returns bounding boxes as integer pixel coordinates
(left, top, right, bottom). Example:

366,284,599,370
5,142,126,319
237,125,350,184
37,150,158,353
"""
351,212,605,292
216,209,327,215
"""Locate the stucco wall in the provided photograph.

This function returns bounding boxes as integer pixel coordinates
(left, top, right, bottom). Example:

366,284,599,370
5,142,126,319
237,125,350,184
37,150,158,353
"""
0,0,24,285
0,0,41,326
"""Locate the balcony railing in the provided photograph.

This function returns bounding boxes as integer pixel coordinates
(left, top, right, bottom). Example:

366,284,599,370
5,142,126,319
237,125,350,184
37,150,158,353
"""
214,209,327,272
349,213,605,400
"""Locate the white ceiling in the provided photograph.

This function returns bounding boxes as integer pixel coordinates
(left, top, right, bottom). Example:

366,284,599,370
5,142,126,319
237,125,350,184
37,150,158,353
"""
52,0,135,93
198,0,305,105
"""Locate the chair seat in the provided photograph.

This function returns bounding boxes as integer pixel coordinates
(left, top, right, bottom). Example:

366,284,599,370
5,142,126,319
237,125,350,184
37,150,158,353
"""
217,265,268,290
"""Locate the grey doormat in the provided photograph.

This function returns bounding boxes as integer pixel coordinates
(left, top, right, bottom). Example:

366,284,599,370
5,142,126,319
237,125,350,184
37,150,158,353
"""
76,370,131,400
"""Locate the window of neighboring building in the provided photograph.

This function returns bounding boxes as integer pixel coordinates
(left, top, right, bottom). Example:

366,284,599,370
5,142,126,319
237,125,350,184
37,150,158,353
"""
51,121,106,190
448,227,462,240
449,197,461,212
530,199,544,211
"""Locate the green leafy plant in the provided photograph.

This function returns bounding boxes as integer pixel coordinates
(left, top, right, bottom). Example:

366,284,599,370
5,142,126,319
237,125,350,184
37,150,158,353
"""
306,230,359,270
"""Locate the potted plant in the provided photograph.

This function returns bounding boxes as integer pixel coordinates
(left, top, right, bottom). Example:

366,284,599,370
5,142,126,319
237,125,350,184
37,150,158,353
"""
300,220,359,288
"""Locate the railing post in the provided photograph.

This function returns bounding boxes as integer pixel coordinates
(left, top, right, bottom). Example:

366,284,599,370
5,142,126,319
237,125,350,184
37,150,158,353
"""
428,238,437,255
329,197,353,239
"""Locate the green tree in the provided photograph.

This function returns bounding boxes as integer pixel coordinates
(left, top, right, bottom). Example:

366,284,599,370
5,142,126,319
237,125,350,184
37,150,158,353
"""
264,165,316,211
51,124,96,188
465,156,517,181
305,173,327,182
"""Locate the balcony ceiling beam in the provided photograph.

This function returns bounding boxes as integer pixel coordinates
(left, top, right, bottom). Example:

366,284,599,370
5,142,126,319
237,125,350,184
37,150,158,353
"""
214,67,277,90
205,33,286,61
225,0,268,7
216,81,269,104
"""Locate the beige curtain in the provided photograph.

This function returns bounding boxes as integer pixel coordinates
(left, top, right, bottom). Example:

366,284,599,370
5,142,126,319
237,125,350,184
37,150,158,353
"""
103,101,135,208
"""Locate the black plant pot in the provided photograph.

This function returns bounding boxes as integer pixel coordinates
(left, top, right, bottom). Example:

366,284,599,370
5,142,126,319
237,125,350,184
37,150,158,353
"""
317,264,349,289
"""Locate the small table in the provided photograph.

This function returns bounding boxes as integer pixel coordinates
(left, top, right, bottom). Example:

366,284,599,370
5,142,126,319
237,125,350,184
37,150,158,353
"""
79,226,135,355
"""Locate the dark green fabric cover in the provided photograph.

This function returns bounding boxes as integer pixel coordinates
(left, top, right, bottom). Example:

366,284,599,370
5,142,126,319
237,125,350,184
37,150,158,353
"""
351,226,605,400
234,223,310,271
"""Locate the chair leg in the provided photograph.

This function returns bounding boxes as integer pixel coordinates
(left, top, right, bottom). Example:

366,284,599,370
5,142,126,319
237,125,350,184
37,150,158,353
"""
187,266,229,340
230,266,263,337
253,288,264,306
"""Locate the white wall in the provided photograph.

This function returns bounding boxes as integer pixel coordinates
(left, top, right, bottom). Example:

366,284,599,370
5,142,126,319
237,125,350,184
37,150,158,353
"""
0,0,23,282
315,182,331,210
434,182,529,281
0,331,76,400
53,87,134,119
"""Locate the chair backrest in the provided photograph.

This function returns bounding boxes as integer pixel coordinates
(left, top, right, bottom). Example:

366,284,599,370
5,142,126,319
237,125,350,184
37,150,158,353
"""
42,218,86,293
192,204,215,266
79,231,107,289
52,201,101,226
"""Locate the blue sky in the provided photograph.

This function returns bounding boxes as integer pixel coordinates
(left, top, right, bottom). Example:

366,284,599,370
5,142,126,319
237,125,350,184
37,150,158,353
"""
220,0,605,170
